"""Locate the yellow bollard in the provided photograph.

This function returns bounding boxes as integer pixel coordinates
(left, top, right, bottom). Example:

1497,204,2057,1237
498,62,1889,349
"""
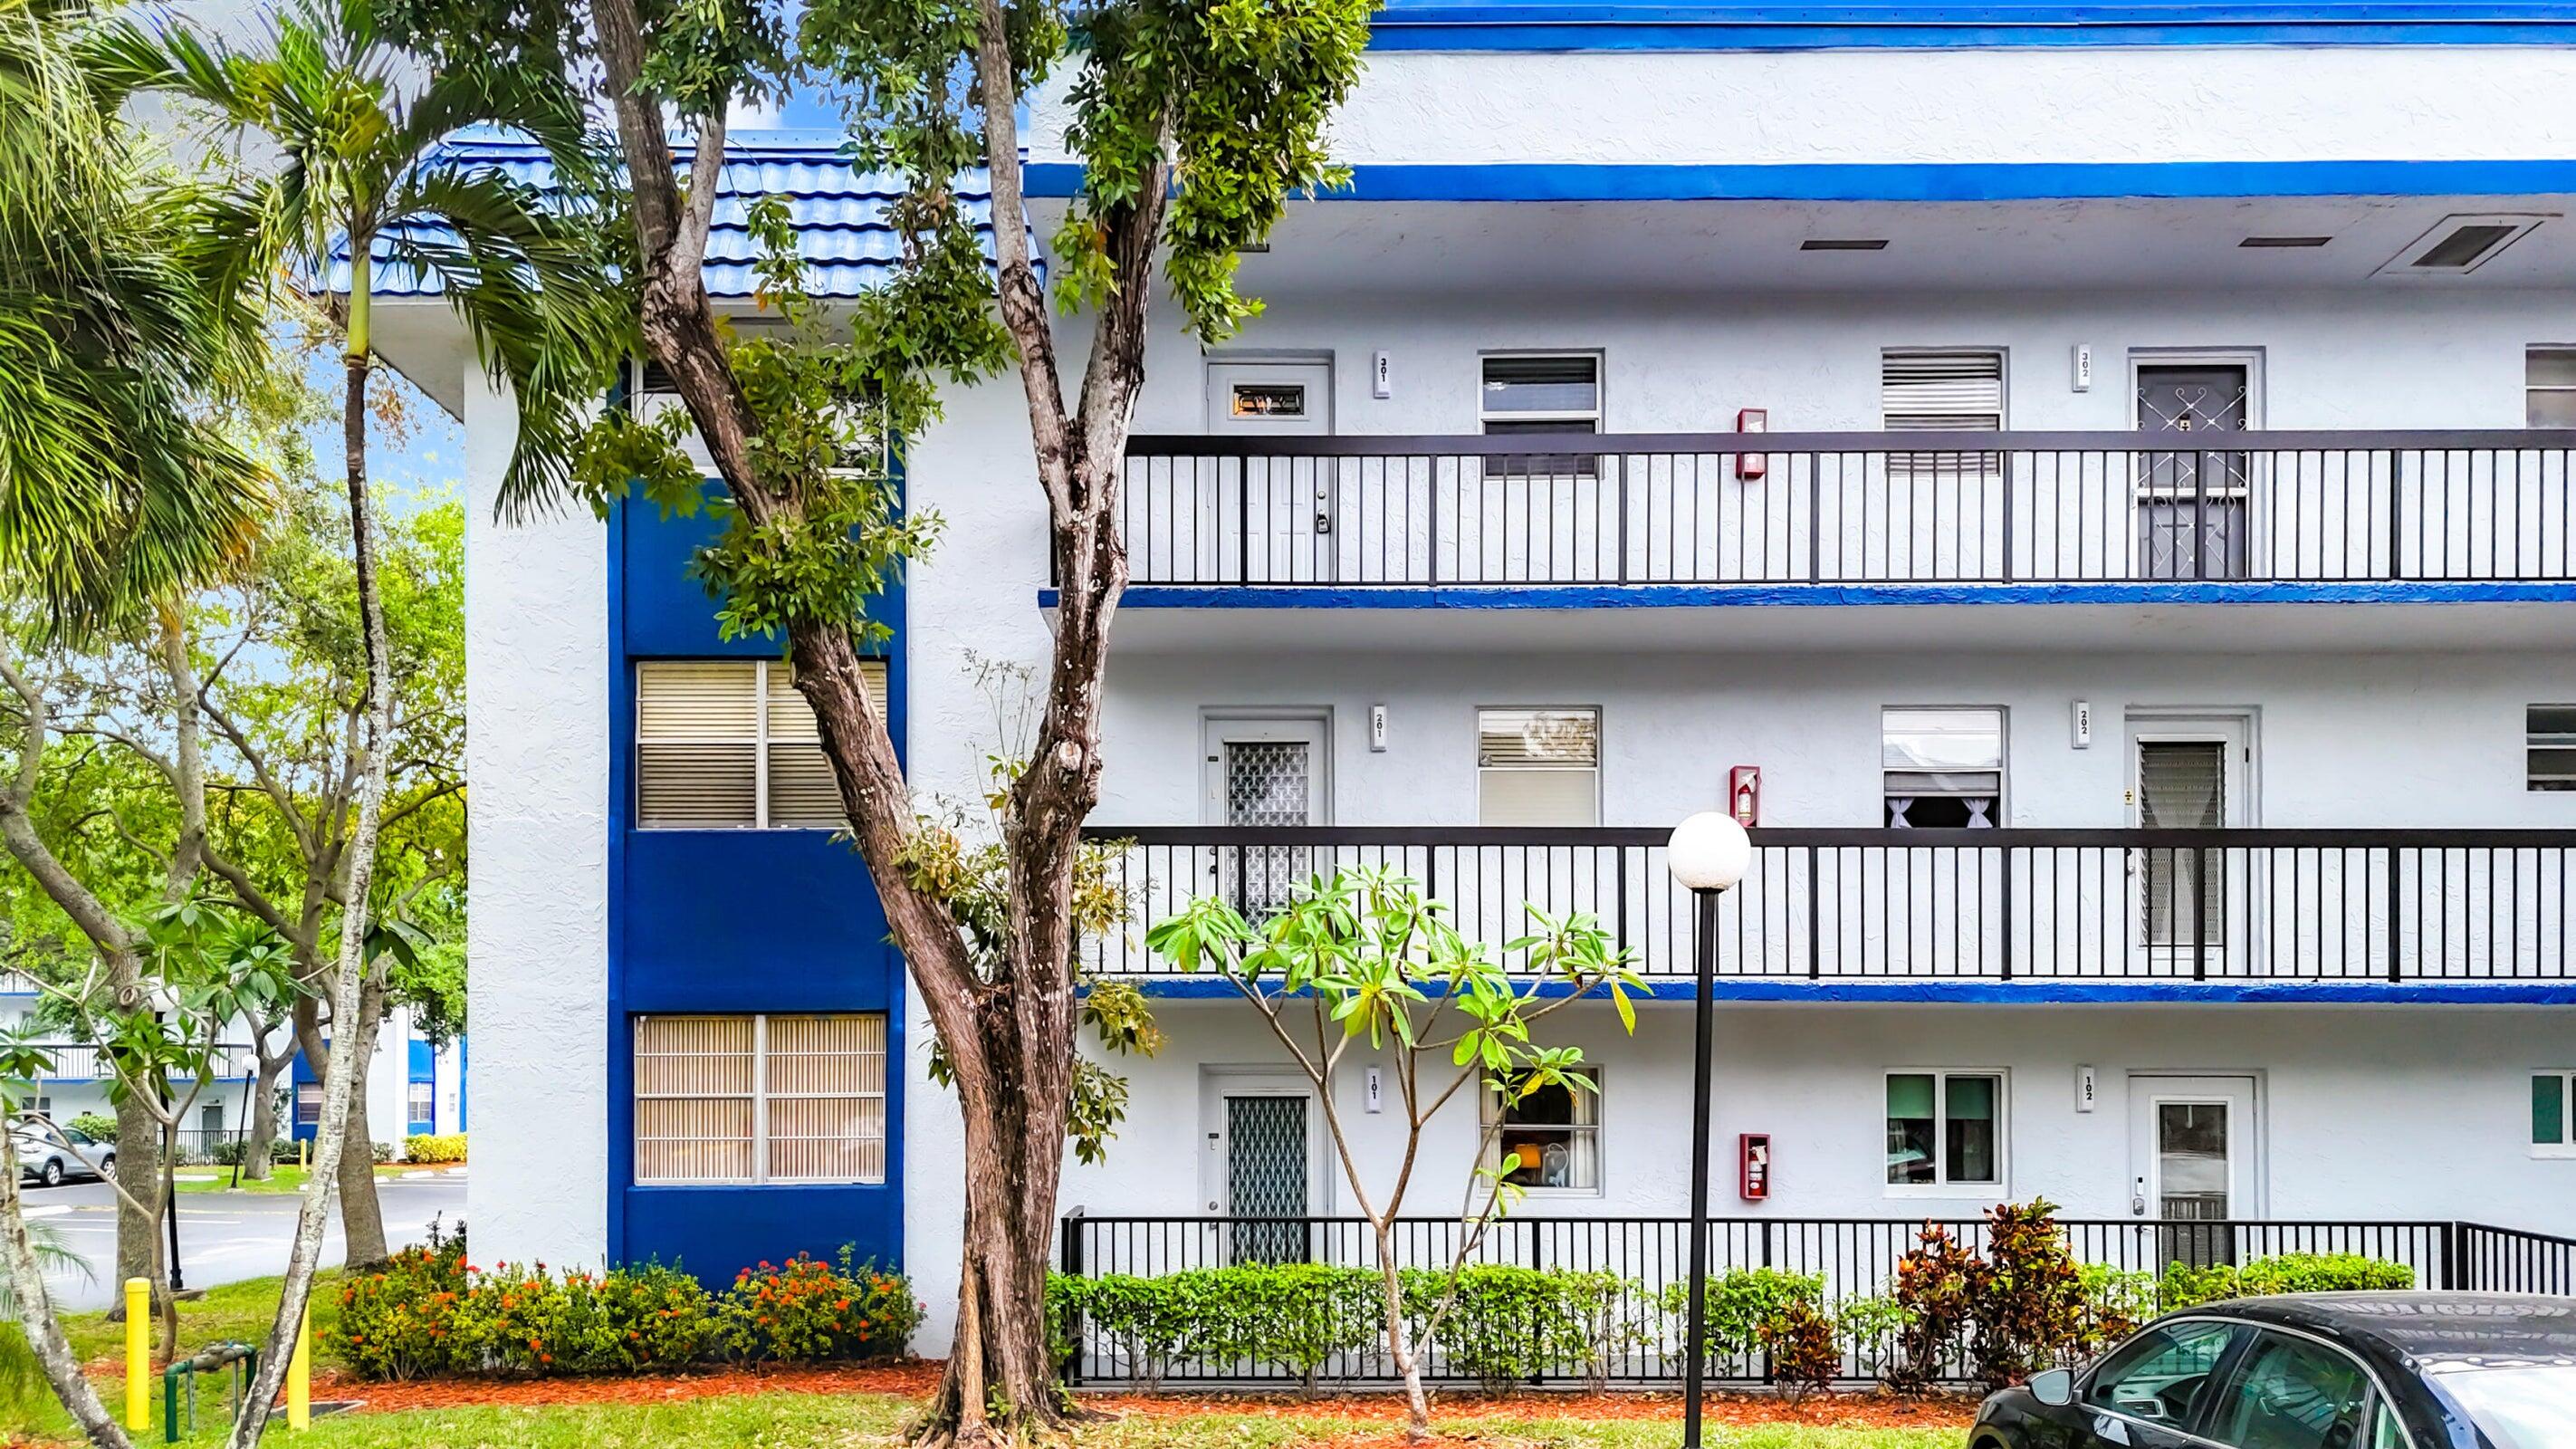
287,1301,311,1430
122,1277,148,1432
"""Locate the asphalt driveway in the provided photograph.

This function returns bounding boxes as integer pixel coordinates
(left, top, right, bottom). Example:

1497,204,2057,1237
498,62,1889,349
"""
24,1171,469,1310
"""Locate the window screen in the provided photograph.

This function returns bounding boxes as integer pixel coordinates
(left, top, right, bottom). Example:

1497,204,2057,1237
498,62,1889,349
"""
633,1013,887,1185
2531,705,2576,792
636,658,886,829
1882,707,2004,828
1478,707,1601,826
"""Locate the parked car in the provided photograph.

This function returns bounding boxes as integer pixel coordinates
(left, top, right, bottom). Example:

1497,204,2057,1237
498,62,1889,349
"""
1971,1292,2576,1449
13,1124,112,1187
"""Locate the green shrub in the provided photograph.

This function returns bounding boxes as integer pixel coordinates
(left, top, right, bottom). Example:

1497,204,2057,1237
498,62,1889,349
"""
1404,1264,1628,1395
1760,1298,1843,1406
721,1250,921,1365
369,1140,394,1165
1655,1267,1827,1368
334,1219,471,1380
2081,1264,2159,1344
66,1113,117,1142
1968,1200,2090,1390
405,1132,467,1164
1217,1263,1381,1389
2159,1252,2415,1310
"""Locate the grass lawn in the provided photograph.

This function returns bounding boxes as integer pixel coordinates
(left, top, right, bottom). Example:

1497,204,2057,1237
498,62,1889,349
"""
172,1164,436,1195
5,1277,1960,1448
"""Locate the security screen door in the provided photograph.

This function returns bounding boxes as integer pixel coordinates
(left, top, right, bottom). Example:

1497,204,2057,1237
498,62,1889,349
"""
2136,363,2253,580
1201,1072,1317,1265
2130,1075,2261,1268
1202,715,1328,916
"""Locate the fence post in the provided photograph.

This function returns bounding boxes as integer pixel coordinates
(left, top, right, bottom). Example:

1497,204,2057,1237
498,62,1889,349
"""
1059,1212,1085,1387
2442,1220,2463,1292
2386,449,2403,579
1237,462,1252,585
1999,844,2016,981
1616,452,1631,584
1806,845,1822,980
2387,845,2405,984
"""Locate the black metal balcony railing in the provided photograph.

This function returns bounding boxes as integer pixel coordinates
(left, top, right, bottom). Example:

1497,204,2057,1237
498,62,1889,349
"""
1055,1214,2576,1387
1108,430,2576,589
1079,827,2576,983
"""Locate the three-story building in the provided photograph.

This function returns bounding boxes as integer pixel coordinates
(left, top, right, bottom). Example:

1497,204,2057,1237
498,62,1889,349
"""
393,0,2576,1356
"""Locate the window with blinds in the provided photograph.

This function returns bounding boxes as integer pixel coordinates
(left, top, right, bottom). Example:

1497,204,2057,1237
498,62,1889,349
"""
1478,706,1601,826
1480,354,1602,477
2529,350,2576,427
2531,705,2576,792
1882,350,2005,478
1883,707,2005,828
635,658,886,829
633,1013,888,1185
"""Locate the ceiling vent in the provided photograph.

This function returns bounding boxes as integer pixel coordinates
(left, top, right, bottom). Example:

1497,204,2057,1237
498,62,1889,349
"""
2238,235,2332,248
1800,238,1889,252
2378,214,2552,277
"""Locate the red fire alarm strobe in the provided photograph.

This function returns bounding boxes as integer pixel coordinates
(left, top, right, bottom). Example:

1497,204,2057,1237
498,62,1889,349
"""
1736,408,1768,481
1729,764,1761,827
1740,1133,1772,1201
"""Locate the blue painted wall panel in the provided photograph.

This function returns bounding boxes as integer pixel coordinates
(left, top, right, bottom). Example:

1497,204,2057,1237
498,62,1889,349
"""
608,494,910,1285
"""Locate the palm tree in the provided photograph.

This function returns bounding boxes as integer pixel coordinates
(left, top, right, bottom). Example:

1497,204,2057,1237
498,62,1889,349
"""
110,4,623,1440
0,0,272,638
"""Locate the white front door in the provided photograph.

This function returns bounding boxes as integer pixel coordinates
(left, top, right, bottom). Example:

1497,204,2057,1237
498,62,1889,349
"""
2127,713,2253,970
1202,714,1330,913
2129,1074,2262,1263
1205,360,1335,582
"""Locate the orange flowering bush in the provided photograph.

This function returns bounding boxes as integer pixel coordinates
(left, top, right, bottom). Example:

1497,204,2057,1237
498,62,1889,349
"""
720,1249,923,1364
334,1217,472,1380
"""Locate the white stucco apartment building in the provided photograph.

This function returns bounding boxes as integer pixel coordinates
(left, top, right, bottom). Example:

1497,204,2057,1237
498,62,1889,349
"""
368,0,2576,1362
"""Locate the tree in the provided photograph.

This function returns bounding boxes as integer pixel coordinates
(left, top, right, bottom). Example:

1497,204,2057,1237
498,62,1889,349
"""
0,0,271,638
391,0,1372,1433
118,5,610,1435
0,0,278,1338
1148,868,1643,1442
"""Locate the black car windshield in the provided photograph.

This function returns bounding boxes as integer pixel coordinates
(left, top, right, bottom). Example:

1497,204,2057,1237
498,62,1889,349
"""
2429,1364,2576,1449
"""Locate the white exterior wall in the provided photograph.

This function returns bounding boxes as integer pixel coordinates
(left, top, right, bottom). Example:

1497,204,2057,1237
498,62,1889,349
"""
1032,50,2576,168
895,273,2576,1347
458,371,612,1268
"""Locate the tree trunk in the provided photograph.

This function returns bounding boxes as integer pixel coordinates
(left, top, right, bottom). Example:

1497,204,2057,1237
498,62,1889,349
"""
1371,1221,1433,1442
229,293,392,1449
332,988,387,1263
908,1006,1078,1449
105,1095,161,1328
243,1052,283,1182
1,1136,133,1449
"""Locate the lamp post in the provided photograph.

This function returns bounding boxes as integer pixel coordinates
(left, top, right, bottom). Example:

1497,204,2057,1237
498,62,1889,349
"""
1666,811,1751,1449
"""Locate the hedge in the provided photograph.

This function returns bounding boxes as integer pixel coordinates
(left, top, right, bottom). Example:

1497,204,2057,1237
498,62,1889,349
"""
2159,1252,2415,1310
331,1222,924,1380
405,1132,467,1164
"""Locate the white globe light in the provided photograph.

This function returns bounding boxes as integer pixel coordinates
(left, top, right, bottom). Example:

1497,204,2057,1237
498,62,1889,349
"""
1666,811,1752,893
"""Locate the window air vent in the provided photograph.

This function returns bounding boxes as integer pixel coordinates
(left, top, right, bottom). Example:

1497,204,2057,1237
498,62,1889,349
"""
1801,238,1889,252
2237,235,2332,248
2379,214,2552,277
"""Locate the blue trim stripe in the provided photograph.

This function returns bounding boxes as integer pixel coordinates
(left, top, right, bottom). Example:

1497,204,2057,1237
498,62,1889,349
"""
1125,976,2576,1004
1365,4,2576,48
1022,159,2576,204
1043,581,2576,610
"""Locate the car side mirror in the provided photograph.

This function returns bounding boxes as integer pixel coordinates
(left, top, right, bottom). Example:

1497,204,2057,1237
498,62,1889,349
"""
2028,1367,2076,1408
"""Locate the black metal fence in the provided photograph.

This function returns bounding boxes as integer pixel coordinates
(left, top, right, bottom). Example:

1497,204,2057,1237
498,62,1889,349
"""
1110,430,2576,588
1081,827,2576,983
1056,1214,2576,1387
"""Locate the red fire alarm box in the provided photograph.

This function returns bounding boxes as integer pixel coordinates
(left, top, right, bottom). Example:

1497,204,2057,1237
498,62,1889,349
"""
1736,408,1768,481
1729,764,1761,827
1740,1133,1772,1201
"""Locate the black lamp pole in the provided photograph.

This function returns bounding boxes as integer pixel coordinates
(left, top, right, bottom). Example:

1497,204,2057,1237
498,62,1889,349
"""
1681,885,1719,1449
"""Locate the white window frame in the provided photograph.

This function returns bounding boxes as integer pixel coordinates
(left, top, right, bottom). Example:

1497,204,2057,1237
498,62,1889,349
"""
635,658,882,830
1882,705,2007,829
1884,1068,2009,1197
1478,350,1604,434
407,1080,436,1126
2529,705,2576,792
2528,348,2576,427
1482,1065,1604,1198
293,1081,321,1128
2533,1070,2576,1159
632,1012,890,1186
1476,705,1603,827
1880,347,2008,431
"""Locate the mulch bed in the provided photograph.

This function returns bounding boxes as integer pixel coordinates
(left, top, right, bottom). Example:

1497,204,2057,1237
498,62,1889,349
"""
311,1359,1977,1438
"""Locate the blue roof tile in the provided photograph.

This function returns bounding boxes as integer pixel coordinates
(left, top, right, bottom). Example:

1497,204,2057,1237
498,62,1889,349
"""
336,129,1018,300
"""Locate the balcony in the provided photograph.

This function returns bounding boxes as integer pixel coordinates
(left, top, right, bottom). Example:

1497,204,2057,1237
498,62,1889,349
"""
1078,826,2576,996
1104,429,2576,599
30,1043,260,1083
